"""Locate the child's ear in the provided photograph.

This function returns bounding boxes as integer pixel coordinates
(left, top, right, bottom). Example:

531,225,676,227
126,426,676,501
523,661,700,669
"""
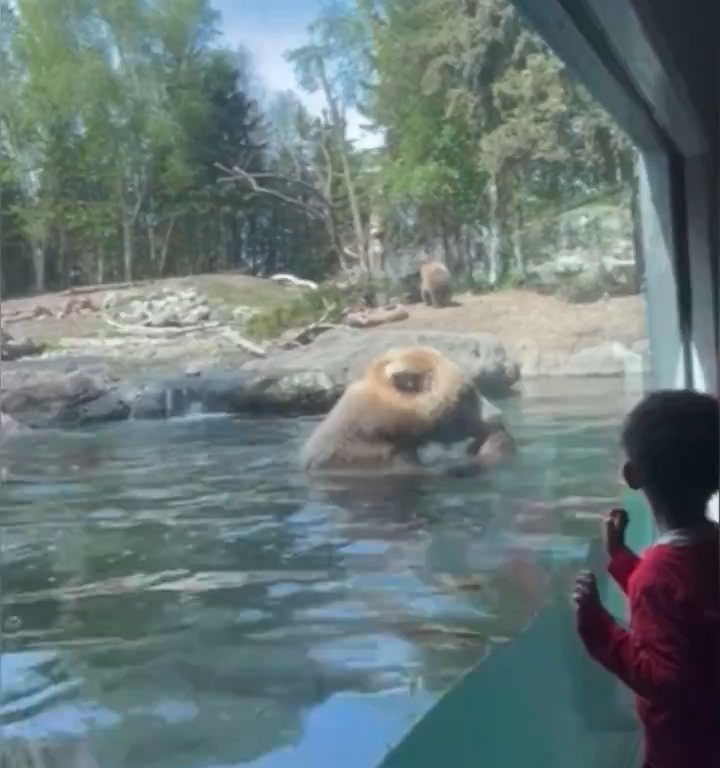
622,461,640,490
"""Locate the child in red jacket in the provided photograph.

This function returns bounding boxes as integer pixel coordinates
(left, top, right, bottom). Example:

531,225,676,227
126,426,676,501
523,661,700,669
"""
573,389,719,768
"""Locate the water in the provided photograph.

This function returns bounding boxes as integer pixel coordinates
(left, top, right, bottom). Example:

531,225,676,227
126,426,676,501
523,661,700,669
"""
0,379,640,767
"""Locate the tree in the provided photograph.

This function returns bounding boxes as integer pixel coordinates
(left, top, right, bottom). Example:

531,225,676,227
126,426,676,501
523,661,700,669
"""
0,0,635,298
286,2,375,271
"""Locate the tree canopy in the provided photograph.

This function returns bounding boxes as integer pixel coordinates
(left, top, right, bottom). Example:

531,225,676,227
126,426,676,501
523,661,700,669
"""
0,0,633,297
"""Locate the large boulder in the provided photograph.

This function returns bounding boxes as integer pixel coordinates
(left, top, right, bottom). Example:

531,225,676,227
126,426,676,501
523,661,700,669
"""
1,329,46,362
1,369,130,428
146,328,515,421
129,384,190,419
198,369,343,416
563,342,644,378
244,328,520,398
177,328,517,422
0,329,516,426
511,339,646,379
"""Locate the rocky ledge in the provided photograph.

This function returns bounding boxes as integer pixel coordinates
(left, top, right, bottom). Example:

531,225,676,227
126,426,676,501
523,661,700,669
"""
1,329,517,430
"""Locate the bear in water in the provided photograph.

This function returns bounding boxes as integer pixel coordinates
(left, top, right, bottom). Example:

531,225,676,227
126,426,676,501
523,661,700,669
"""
420,259,452,308
300,345,513,475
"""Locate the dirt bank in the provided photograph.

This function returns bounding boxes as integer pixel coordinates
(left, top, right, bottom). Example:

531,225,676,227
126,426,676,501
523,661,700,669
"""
370,290,646,356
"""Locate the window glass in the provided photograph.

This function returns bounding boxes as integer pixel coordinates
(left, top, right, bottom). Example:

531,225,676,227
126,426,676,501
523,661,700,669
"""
1,1,666,767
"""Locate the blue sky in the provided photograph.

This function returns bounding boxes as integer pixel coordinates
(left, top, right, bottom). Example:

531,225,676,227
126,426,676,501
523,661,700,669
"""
210,0,376,145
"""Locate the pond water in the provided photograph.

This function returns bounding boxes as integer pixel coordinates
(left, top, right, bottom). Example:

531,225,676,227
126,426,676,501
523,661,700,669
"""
0,378,642,768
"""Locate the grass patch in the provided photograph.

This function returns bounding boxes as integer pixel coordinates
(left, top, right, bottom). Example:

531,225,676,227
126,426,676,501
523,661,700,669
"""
245,285,345,341
36,338,65,352
199,276,303,311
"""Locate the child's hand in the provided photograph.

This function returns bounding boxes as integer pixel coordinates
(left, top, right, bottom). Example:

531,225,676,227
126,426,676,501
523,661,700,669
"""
604,507,629,556
572,571,601,619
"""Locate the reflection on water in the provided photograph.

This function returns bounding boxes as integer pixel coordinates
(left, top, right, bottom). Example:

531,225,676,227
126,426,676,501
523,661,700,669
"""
1,379,637,767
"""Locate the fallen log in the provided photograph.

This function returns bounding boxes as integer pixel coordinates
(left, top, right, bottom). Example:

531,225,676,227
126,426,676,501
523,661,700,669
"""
277,302,340,349
220,327,267,357
270,273,319,290
61,280,146,296
103,313,221,337
278,322,342,350
344,305,409,329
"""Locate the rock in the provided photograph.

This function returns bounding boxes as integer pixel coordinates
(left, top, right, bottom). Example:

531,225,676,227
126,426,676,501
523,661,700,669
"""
564,342,643,378
601,256,638,295
184,305,211,325
178,288,199,301
129,387,167,419
128,299,145,318
0,331,512,424
108,288,214,329
0,411,29,435
200,370,343,416
513,339,542,379
553,254,585,276
1,330,46,362
129,385,189,419
179,362,503,422
1,369,130,428
510,339,648,379
526,234,638,301
243,328,519,399
147,307,182,327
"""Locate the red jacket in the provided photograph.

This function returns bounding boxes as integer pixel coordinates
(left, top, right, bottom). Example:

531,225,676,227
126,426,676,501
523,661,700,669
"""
577,524,719,768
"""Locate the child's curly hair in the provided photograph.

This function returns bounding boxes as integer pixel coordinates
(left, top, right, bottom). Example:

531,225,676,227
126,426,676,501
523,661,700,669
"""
622,389,719,515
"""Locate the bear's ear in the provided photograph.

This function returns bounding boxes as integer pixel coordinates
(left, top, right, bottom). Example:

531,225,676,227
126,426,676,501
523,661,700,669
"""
389,370,427,394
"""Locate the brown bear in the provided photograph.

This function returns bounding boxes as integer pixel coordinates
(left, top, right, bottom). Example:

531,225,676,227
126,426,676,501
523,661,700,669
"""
300,345,512,475
419,260,452,308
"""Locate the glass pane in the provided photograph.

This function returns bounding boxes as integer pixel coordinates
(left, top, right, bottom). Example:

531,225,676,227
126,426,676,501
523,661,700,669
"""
0,1,680,768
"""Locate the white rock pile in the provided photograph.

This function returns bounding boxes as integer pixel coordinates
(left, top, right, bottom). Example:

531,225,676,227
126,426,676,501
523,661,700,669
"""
110,288,212,328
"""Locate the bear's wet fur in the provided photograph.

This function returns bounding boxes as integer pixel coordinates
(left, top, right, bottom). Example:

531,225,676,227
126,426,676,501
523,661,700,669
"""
300,346,493,474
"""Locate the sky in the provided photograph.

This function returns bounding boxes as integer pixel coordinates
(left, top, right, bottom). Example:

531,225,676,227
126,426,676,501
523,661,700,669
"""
210,0,379,147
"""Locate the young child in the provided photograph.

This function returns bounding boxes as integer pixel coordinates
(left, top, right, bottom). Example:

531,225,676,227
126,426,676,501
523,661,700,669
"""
573,389,719,768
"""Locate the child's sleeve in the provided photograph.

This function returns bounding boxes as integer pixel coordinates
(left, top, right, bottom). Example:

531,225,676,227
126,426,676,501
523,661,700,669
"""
607,546,640,594
576,575,690,702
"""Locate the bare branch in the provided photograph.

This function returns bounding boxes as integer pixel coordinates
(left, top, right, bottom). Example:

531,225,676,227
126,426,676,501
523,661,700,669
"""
215,163,332,217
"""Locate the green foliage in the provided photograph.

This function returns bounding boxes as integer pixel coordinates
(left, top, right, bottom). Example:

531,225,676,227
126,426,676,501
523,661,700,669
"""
0,0,636,306
0,0,281,294
497,269,526,290
359,0,634,282
246,285,345,341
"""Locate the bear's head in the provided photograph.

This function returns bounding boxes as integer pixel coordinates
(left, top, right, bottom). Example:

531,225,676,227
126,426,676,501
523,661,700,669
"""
358,346,485,445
